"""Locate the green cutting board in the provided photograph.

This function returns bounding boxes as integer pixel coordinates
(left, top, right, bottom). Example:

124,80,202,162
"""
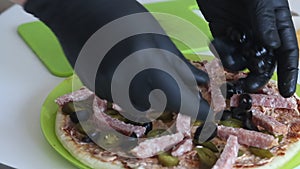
18,21,73,77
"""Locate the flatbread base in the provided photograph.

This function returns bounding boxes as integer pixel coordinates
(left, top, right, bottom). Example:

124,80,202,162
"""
55,110,124,169
243,141,300,169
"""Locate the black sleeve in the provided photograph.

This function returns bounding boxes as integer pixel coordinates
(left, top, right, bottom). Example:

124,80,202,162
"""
24,0,150,65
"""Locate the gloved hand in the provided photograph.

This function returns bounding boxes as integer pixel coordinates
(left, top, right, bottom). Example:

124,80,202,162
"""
197,0,299,97
24,0,210,120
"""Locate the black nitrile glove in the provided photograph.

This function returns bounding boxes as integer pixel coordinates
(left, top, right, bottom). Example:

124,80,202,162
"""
197,0,299,97
25,0,210,121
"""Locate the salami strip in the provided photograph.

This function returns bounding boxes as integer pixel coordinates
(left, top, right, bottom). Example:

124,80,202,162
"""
55,87,94,106
217,126,278,149
176,113,191,137
212,135,239,169
171,139,193,157
252,110,288,135
93,98,146,137
131,132,184,158
230,94,297,109
204,59,226,112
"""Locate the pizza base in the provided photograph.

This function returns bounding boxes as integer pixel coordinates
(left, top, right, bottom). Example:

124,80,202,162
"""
55,77,300,168
56,108,300,169
237,140,300,169
55,110,124,169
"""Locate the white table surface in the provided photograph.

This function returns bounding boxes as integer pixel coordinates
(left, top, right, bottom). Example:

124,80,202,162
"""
0,1,300,169
0,5,75,169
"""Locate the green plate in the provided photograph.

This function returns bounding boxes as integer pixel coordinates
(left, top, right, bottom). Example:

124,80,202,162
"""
40,75,90,169
41,68,300,169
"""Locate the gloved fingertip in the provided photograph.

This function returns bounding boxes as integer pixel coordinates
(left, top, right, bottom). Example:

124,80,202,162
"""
262,30,281,49
278,72,298,98
279,86,296,98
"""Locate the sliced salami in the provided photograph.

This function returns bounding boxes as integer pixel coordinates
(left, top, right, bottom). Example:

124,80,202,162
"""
93,98,146,137
131,132,184,158
212,135,239,169
55,87,94,106
171,139,193,157
217,126,278,149
176,113,191,137
204,59,226,112
252,110,288,135
230,94,297,109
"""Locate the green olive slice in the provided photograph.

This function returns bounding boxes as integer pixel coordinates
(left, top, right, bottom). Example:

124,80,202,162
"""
249,147,274,159
146,129,168,138
238,149,245,157
219,118,243,128
105,109,119,116
196,147,217,168
200,142,219,152
158,152,179,167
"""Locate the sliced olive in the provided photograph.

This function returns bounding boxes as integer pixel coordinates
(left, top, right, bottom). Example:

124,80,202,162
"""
238,149,245,157
221,110,232,121
249,147,274,159
81,136,93,143
244,118,258,131
220,82,235,99
158,152,179,167
105,109,119,116
62,102,75,114
243,112,259,131
215,110,231,121
147,129,168,138
219,118,243,128
158,111,174,122
200,142,219,152
234,83,244,95
194,122,217,144
69,113,79,123
231,107,247,121
196,147,217,168
276,135,284,143
239,94,252,110
142,122,153,135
